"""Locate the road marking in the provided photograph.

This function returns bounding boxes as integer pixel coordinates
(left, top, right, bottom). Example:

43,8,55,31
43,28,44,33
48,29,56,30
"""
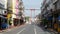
34,26,37,34
4,25,26,33
5,27,18,32
17,28,26,34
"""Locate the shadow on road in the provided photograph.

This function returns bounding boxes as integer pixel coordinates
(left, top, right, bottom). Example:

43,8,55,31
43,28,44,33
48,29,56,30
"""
35,24,56,34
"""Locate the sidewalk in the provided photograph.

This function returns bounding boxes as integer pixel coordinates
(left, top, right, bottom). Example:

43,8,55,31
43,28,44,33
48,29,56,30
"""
40,26,58,34
36,24,57,34
0,26,16,33
0,24,25,33
47,28,58,34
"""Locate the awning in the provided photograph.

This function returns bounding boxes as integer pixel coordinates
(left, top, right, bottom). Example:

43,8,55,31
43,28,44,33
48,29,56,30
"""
0,15,7,19
13,18,20,20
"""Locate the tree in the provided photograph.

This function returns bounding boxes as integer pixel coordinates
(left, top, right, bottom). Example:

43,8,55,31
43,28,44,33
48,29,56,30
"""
25,16,30,21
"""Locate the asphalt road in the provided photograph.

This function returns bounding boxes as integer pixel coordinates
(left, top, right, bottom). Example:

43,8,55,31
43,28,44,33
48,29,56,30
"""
0,24,54,34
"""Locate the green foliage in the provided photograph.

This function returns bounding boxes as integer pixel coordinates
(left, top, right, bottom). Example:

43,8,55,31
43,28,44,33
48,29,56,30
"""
42,18,48,25
25,16,30,21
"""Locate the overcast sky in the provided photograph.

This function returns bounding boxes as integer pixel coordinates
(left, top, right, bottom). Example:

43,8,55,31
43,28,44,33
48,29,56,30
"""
22,0,43,17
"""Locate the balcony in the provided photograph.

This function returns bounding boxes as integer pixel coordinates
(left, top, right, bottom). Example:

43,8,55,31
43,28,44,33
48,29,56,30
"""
7,9,12,14
53,0,58,4
0,3,4,9
56,0,60,10
49,4,56,11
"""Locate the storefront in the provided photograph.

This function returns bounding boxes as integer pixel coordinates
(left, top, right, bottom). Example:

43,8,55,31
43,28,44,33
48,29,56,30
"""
52,0,60,32
0,15,8,30
57,14,60,32
47,16,53,28
13,18,20,26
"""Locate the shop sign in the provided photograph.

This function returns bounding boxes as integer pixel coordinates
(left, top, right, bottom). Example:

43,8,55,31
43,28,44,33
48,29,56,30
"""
7,14,11,19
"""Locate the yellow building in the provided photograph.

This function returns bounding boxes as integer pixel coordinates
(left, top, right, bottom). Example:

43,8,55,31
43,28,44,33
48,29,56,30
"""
7,0,13,26
7,0,24,26
11,0,17,26
11,0,19,26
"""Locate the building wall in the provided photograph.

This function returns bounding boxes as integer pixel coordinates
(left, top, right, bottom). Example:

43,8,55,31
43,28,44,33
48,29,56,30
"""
11,0,20,26
56,0,60,10
0,0,7,15
15,0,19,14
7,0,13,10
41,0,60,32
7,0,19,25
0,0,7,29
7,0,13,26
0,0,7,16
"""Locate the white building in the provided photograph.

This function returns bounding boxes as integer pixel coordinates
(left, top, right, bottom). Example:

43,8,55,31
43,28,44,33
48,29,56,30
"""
0,0,7,15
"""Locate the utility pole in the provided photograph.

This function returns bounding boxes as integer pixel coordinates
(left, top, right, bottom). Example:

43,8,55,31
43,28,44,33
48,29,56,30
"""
30,9,33,22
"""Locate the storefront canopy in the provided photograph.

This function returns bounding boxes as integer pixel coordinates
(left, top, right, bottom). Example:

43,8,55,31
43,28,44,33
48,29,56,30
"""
0,15,7,19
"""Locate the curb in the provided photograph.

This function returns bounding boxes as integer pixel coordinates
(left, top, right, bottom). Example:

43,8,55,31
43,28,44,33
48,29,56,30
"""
0,26,18,33
0,24,25,33
40,26,57,34
46,28,58,34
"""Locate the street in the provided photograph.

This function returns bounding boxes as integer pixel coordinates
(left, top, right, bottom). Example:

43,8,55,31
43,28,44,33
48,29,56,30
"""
0,23,54,34
0,0,60,34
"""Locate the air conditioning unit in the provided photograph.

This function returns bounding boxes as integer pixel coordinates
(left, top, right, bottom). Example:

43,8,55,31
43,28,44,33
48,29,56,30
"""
3,11,7,15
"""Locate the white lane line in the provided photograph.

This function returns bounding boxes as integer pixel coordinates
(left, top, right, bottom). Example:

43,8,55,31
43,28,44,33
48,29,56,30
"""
34,26,37,34
17,28,26,34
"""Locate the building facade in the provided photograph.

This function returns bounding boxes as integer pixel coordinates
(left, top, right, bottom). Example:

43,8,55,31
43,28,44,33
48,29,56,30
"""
0,0,7,30
41,0,60,32
7,0,25,26
18,0,25,25
7,0,13,26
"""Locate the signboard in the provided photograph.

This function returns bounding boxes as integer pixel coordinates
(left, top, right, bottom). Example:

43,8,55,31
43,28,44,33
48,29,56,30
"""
7,14,12,19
